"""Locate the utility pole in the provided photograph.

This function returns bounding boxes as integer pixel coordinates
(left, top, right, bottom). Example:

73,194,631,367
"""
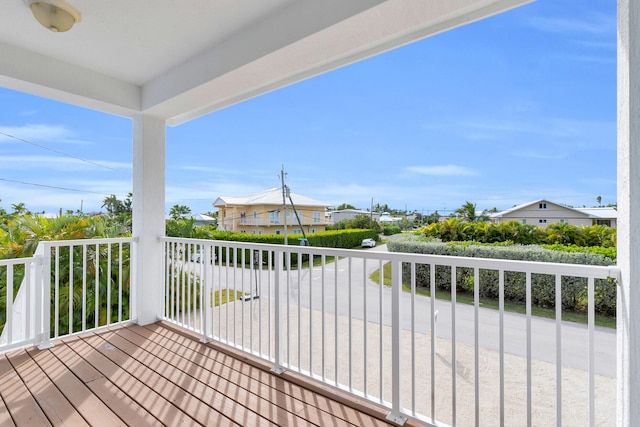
280,165,288,246
370,197,373,228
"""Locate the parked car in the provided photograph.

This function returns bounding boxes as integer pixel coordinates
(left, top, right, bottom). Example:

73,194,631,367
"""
361,238,376,248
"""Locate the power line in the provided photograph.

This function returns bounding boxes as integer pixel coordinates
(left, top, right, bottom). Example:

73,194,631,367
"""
0,177,128,196
0,131,129,174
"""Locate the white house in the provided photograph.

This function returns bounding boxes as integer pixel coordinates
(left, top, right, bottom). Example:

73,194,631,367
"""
490,199,617,228
327,209,380,224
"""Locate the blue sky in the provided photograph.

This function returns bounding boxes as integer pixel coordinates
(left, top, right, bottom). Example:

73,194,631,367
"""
0,0,616,216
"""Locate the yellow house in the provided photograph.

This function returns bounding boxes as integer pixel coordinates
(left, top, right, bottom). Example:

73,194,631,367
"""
214,188,329,235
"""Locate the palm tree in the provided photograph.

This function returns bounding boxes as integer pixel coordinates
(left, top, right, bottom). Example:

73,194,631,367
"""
455,201,479,222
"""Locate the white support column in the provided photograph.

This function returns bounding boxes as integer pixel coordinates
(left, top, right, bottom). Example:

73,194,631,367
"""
617,2,640,425
132,115,166,326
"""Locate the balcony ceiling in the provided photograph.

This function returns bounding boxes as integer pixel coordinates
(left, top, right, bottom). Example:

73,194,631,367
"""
0,0,530,126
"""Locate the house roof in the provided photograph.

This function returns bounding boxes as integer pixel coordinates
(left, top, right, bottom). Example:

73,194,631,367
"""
490,199,596,219
576,207,618,219
214,188,329,208
0,1,530,126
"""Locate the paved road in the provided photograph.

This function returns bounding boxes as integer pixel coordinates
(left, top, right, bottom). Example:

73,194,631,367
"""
197,243,615,377
254,244,616,377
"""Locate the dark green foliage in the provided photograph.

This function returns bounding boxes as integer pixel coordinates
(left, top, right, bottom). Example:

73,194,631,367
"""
382,225,402,236
326,214,381,233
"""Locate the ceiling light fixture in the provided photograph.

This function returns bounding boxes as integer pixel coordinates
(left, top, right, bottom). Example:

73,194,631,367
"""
24,0,81,33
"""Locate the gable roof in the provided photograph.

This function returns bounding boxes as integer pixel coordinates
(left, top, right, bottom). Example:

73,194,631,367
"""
214,188,329,208
490,199,595,219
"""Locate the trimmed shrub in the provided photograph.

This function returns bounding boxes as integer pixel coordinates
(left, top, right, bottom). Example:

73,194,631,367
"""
387,234,616,316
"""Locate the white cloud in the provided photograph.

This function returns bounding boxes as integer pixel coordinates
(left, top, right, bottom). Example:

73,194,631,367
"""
405,165,477,176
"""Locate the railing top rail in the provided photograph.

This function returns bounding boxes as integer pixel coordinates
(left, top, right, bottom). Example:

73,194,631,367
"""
40,237,136,247
0,256,37,266
161,236,619,280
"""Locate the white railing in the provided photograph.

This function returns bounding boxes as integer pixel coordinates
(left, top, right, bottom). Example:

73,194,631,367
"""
161,237,619,427
0,237,135,352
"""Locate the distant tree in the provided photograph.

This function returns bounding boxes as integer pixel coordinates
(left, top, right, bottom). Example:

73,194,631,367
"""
336,203,357,210
454,201,488,222
596,195,602,207
123,193,133,215
170,204,192,220
425,211,440,225
11,202,28,216
102,194,124,215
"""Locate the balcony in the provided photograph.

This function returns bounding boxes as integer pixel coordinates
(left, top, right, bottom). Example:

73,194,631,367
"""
0,237,619,426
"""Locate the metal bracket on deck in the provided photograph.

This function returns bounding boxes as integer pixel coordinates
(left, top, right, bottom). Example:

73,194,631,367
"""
199,337,212,344
385,412,408,426
270,365,286,375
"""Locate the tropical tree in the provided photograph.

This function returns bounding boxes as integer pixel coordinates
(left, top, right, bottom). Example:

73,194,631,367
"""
335,203,357,210
170,204,191,220
11,202,28,216
102,194,124,215
455,201,488,222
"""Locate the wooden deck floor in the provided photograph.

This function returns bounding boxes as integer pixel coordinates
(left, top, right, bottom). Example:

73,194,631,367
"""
0,322,423,426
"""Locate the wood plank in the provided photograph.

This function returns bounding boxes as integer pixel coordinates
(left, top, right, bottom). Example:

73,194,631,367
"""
137,323,394,427
27,346,124,426
0,361,16,427
0,354,51,426
6,349,88,427
49,341,158,426
90,329,276,427
115,326,351,427
105,327,312,427
63,334,199,426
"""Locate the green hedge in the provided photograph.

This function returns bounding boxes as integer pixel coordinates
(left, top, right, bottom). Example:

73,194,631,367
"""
171,227,378,267
386,234,616,316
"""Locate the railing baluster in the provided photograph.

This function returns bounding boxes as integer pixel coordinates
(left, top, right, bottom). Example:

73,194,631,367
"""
526,271,532,427
363,257,368,397
588,276,595,427
499,269,505,427
431,262,436,422
385,259,407,425
452,265,457,426
68,245,73,335
555,274,562,426
474,267,480,427
411,261,416,415
82,244,87,331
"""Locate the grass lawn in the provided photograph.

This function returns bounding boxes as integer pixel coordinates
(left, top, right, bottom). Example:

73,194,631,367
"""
370,262,616,329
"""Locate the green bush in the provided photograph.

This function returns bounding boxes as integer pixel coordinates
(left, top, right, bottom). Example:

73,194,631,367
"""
382,225,402,236
418,220,616,248
387,234,616,316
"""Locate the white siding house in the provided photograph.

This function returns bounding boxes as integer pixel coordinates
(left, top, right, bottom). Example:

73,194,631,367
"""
490,199,617,228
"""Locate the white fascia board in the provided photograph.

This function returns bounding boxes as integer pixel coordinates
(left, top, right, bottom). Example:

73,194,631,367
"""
0,41,140,117
142,0,384,123
146,0,533,126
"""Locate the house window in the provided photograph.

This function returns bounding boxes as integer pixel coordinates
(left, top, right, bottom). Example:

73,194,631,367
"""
313,211,321,223
239,211,247,224
595,219,611,227
275,230,281,235
253,210,258,219
539,219,547,224
311,228,316,233
539,203,547,209
560,219,568,224
292,229,301,234
521,219,526,224
269,210,280,224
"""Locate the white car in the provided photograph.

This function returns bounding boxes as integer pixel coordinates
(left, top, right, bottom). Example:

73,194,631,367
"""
361,238,376,248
